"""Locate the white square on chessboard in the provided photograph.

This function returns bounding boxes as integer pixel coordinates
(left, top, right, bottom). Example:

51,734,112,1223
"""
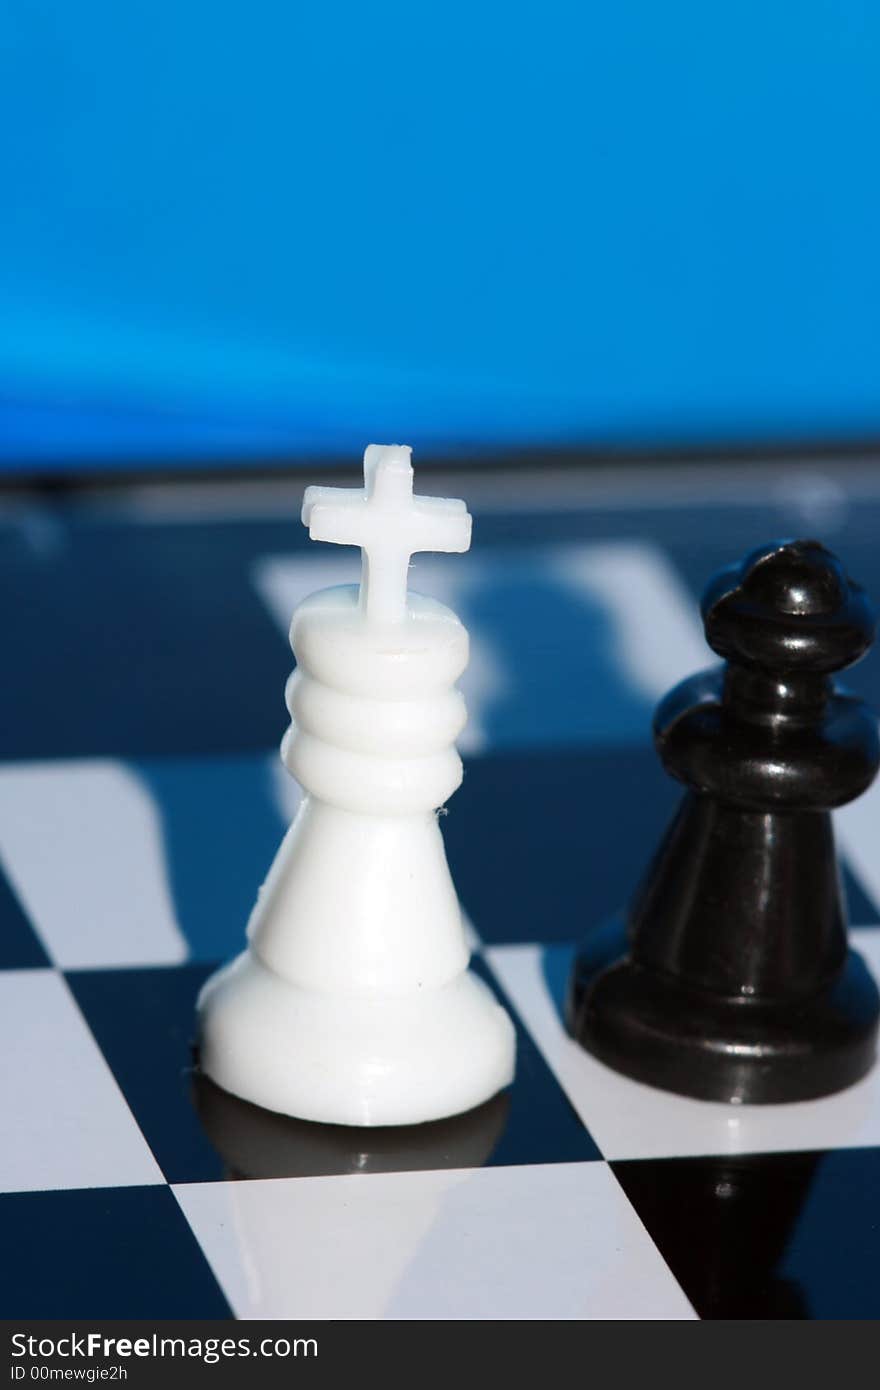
0,970,163,1192
488,929,880,1161
0,761,187,968
174,1163,695,1320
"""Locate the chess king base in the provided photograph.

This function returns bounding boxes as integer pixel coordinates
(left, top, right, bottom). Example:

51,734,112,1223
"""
567,916,880,1105
198,950,516,1127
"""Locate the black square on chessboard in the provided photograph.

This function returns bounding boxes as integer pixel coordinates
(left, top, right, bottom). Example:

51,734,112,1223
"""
0,863,49,968
67,955,599,1184
0,1186,230,1318
613,1145,880,1320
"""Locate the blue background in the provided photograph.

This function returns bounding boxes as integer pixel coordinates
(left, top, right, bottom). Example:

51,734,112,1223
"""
1,2,879,469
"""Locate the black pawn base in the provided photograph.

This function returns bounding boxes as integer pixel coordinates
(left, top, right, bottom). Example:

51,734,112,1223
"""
566,917,880,1104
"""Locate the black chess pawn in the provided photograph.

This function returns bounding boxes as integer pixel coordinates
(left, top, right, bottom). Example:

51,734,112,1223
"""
567,539,880,1103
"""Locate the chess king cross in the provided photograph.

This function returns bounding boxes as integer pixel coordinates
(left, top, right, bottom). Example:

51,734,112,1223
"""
198,445,516,1126
302,443,472,625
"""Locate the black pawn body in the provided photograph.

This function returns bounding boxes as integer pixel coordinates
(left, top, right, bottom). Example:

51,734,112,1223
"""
567,540,880,1104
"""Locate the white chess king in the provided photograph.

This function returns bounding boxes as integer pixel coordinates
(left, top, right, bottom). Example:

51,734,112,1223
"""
198,444,516,1125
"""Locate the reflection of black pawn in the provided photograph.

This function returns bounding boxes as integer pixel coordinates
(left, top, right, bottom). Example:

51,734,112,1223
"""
614,1152,820,1318
567,540,880,1103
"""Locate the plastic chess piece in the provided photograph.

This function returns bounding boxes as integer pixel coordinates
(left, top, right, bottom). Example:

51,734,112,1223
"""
567,539,880,1104
198,444,515,1126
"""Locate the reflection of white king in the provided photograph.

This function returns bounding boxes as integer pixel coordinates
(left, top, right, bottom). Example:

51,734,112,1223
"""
198,444,516,1126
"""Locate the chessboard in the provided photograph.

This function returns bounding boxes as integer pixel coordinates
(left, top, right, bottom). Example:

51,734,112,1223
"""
2,460,880,1321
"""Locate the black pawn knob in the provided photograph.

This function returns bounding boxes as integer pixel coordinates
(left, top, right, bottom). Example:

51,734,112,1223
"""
567,540,880,1104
